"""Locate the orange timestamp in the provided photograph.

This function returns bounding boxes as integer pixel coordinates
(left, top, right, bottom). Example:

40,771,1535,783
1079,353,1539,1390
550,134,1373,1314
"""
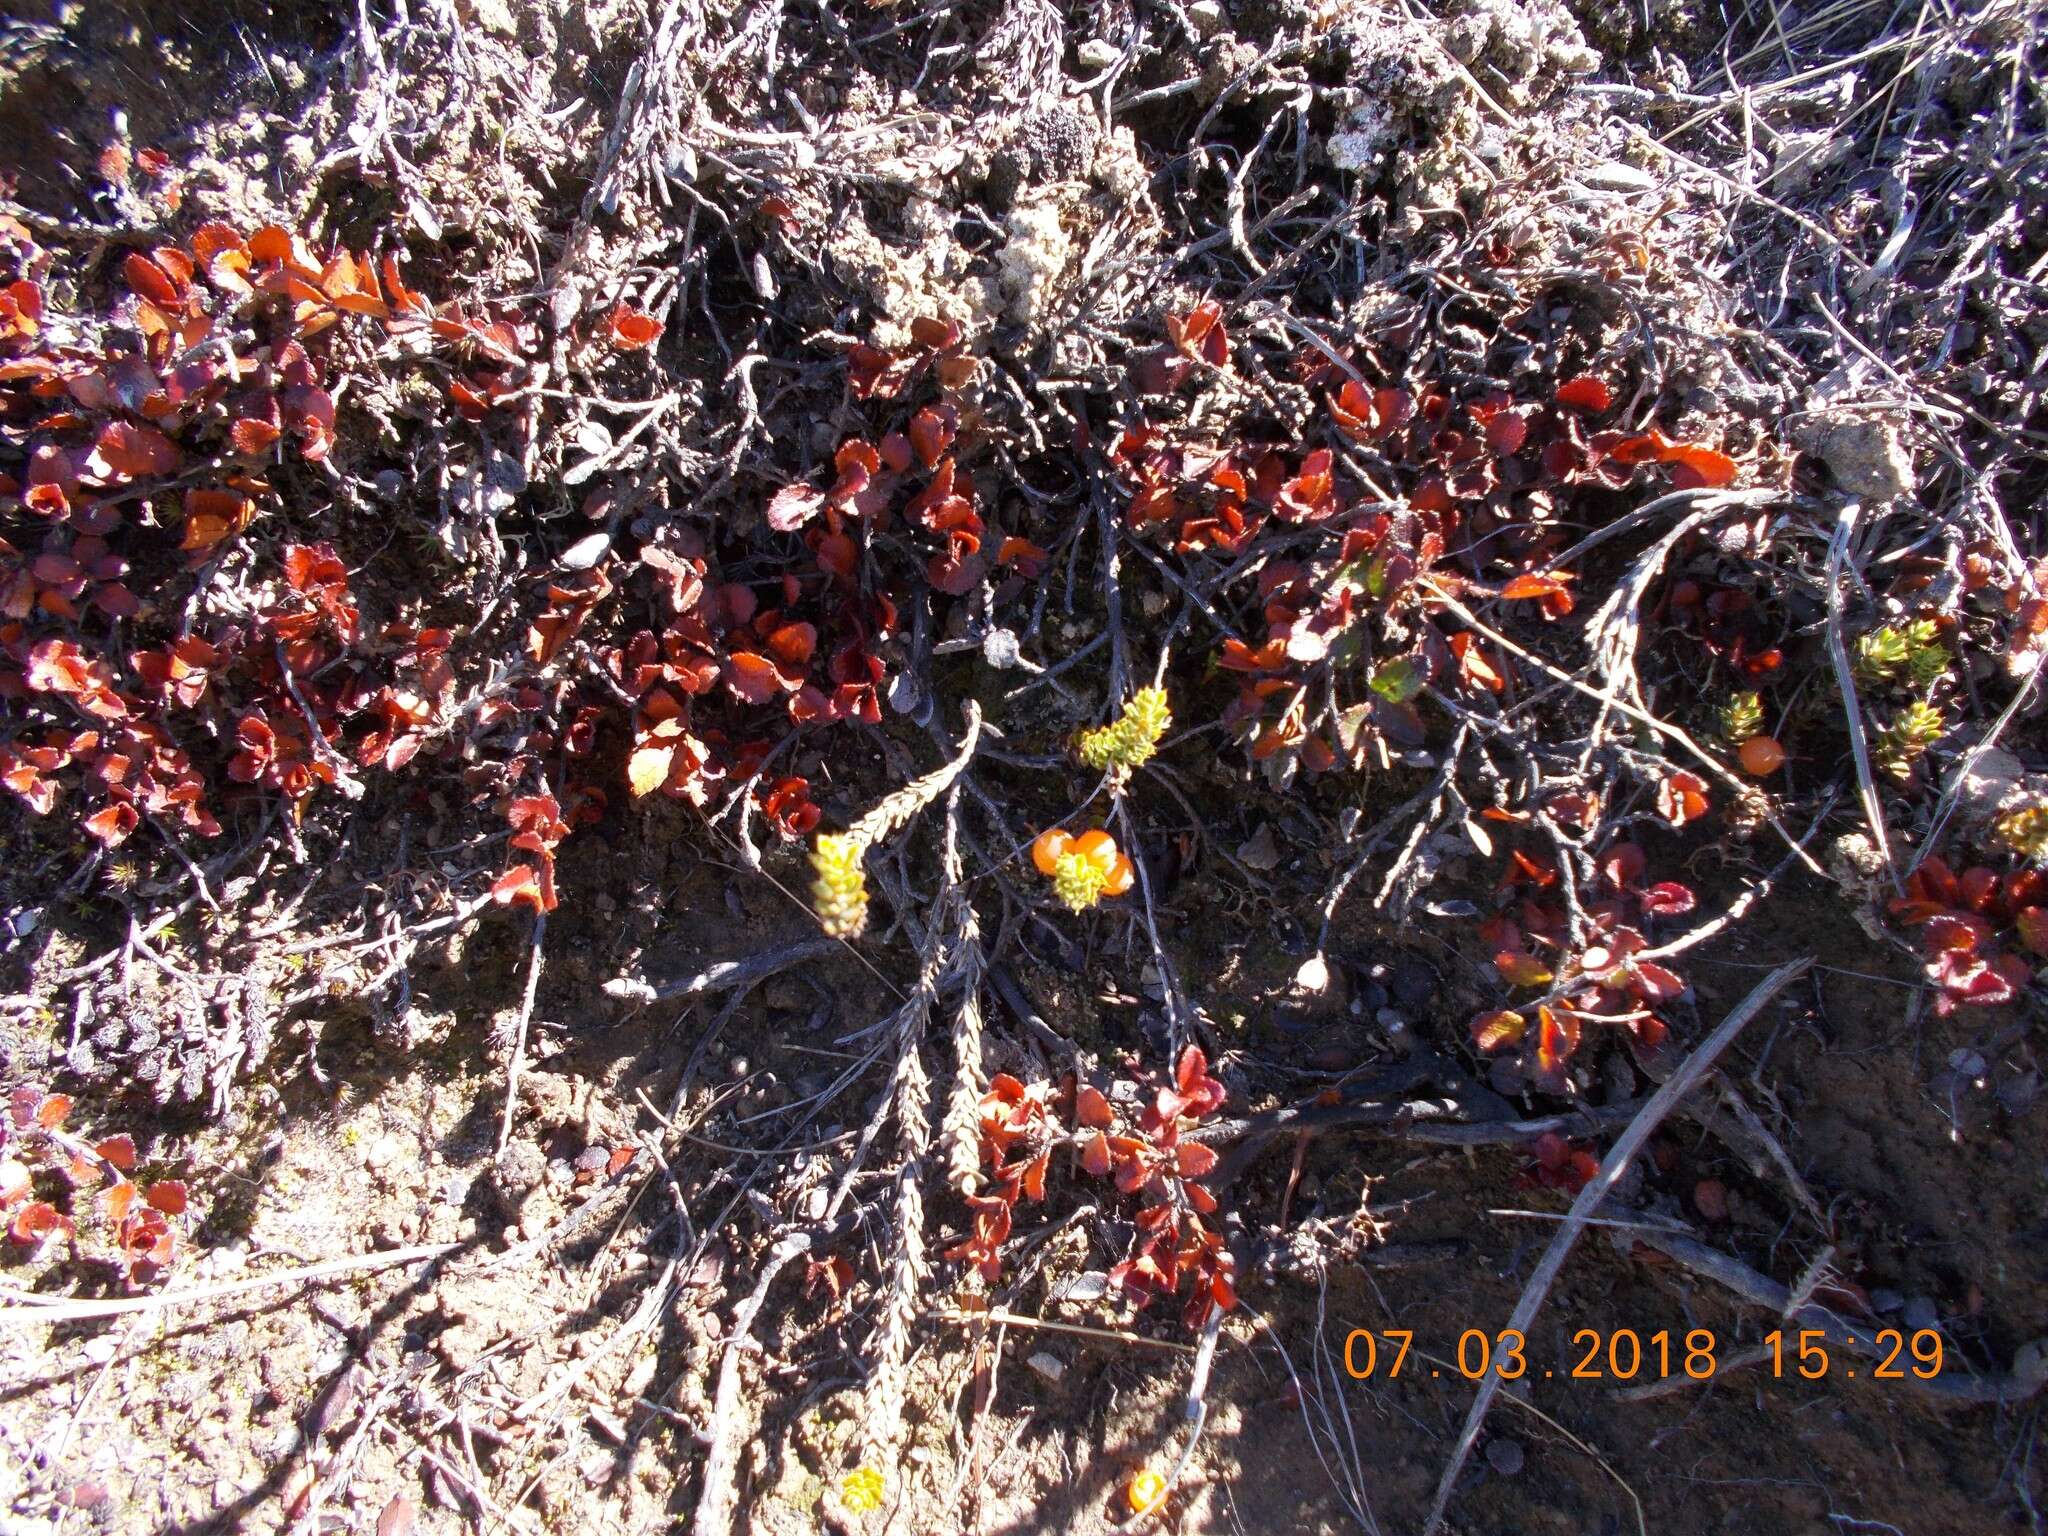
1342,1327,1945,1382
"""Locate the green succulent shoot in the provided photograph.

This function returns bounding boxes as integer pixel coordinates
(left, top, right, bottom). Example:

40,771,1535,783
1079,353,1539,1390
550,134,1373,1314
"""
1855,619,1947,690
1874,699,1944,781
1718,690,1763,745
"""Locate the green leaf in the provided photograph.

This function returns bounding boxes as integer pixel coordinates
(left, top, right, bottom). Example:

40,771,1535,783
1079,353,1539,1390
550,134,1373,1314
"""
1370,657,1423,705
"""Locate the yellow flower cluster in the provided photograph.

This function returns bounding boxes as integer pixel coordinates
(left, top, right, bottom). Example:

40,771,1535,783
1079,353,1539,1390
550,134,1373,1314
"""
1078,687,1172,775
838,1465,886,1514
1996,802,2048,860
1033,828,1135,912
809,833,869,938
1052,852,1112,911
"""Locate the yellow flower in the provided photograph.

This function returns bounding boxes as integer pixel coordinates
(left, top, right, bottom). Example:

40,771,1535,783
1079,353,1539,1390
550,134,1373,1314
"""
839,1465,886,1513
810,833,869,938
1052,850,1112,912
1078,687,1172,775
1996,802,2048,860
1126,1467,1168,1513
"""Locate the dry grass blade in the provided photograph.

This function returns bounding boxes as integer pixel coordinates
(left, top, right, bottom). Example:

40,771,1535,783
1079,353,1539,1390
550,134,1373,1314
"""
1822,502,1898,893
0,1243,459,1327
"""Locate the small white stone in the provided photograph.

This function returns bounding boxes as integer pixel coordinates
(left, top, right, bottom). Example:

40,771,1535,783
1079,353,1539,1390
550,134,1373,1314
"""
1077,39,1120,71
1025,1351,1065,1384
1580,160,1657,193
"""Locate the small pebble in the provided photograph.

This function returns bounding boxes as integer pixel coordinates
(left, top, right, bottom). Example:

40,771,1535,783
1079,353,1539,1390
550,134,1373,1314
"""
1026,1352,1065,1385
1485,1438,1525,1476
1056,1272,1109,1304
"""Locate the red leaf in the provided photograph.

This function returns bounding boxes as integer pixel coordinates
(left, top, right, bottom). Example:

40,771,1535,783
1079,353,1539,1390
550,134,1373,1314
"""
723,652,788,703
1166,300,1228,365
1175,1045,1209,1097
1631,961,1686,1002
1656,771,1710,827
96,1135,138,1171
1603,432,1668,467
143,1180,188,1215
1640,882,1697,917
124,252,181,305
848,343,911,399
8,1201,67,1244
36,1093,73,1130
96,422,180,478
491,864,547,910
230,418,282,455
1500,572,1572,601
765,622,816,670
997,535,1050,577
83,803,138,846
908,405,956,469
1924,912,1992,955
1175,1142,1218,1179
607,304,663,351
1531,1006,1579,1083
1485,411,1528,455
1599,842,1647,890
1555,376,1612,411
1081,1130,1112,1178
1663,443,1738,489
182,488,255,551
1075,1085,1113,1129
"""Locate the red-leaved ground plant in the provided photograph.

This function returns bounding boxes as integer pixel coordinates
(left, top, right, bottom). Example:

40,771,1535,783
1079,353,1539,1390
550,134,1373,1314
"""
951,1047,1237,1330
2,1086,186,1285
1888,856,2047,1014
